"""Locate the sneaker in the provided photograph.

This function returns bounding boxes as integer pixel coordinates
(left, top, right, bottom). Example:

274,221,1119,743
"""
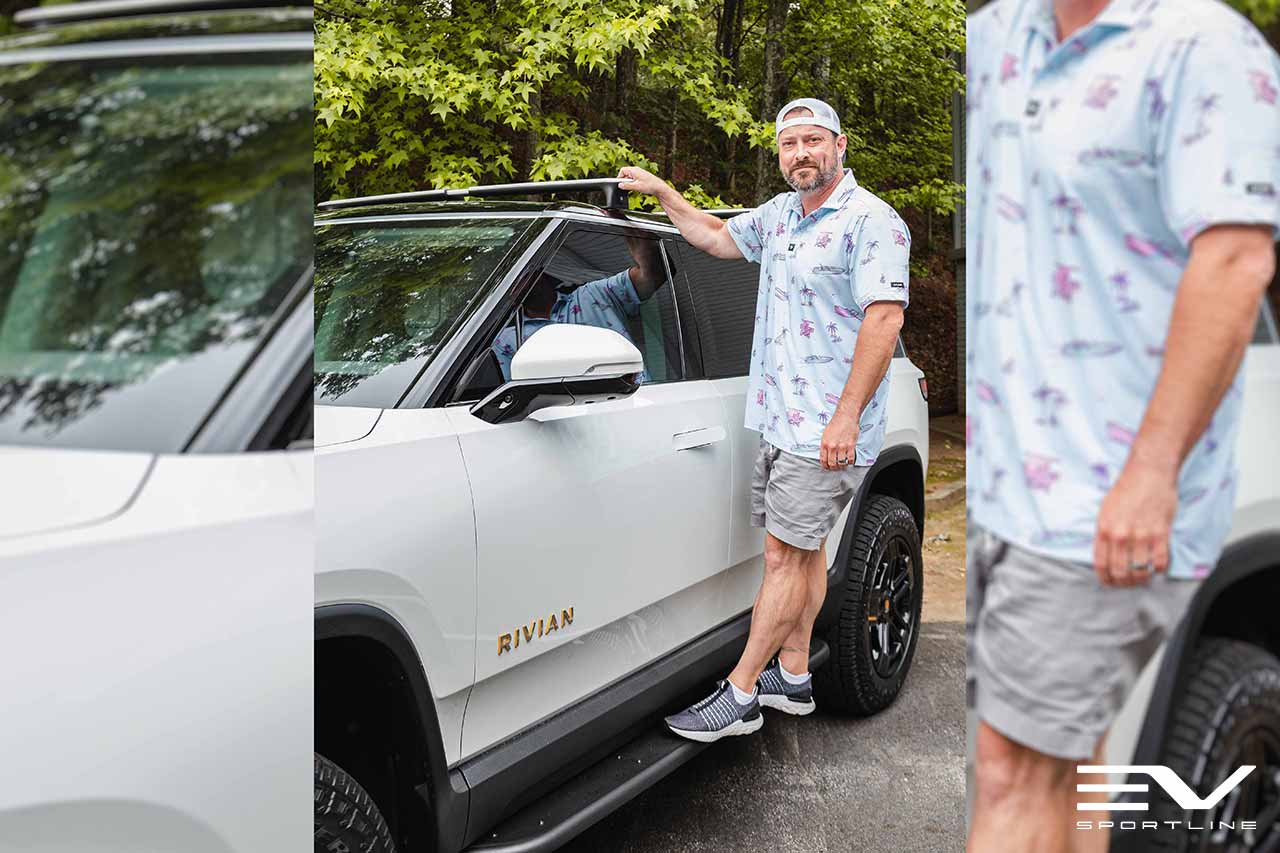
756,659,816,715
664,680,763,742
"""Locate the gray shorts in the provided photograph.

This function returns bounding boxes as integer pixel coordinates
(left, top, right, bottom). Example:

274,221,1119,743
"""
966,522,1199,759
750,439,868,551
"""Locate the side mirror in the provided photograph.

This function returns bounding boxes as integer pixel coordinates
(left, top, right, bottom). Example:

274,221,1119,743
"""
470,324,644,425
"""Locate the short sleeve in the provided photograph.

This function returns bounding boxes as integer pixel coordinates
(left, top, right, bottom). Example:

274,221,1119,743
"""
1157,23,1280,248
726,205,769,264
851,209,911,310
575,269,642,319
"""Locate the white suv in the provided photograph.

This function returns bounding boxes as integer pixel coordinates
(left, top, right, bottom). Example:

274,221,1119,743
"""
0,4,313,852
1106,299,1280,851
313,180,931,853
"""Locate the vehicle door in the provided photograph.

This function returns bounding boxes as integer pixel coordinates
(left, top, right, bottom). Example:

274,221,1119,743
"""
313,216,543,765
671,241,770,617
447,223,733,759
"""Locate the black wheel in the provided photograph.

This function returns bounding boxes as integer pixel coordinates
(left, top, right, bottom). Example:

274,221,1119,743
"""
813,493,923,716
315,753,397,853
1145,637,1280,853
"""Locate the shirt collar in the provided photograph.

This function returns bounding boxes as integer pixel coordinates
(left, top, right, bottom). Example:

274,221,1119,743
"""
1024,0,1140,43
787,168,859,216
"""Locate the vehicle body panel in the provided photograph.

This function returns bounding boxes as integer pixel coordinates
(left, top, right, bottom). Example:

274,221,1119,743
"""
0,452,312,853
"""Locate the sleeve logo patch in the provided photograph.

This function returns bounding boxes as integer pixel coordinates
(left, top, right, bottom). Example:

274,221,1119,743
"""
891,281,906,289
1246,182,1275,197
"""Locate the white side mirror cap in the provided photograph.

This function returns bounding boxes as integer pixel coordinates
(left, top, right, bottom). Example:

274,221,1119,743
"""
510,323,644,381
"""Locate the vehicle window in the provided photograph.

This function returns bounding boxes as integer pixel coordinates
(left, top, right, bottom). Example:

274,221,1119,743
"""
0,53,311,452
673,241,761,378
488,228,683,385
314,219,531,407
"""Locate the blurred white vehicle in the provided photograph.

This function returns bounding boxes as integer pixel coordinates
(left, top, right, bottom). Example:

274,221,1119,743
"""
0,3,313,852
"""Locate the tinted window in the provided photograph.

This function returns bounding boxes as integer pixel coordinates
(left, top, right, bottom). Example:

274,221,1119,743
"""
314,219,531,407
674,241,761,378
487,228,683,387
0,52,311,452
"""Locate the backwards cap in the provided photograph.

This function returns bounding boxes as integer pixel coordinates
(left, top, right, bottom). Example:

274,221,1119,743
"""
775,97,841,138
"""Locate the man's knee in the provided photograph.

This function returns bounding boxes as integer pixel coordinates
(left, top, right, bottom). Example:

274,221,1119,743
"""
974,726,1074,810
763,534,812,574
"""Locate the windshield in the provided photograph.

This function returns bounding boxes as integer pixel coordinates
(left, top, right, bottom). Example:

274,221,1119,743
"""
314,218,531,407
0,48,311,452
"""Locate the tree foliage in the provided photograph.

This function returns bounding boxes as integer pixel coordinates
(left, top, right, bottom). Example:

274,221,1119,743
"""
315,0,965,213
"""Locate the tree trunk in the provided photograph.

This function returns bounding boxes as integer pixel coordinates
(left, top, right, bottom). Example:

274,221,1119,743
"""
521,89,541,183
754,0,789,204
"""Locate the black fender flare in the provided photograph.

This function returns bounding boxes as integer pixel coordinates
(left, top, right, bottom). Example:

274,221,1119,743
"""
314,603,470,853
815,443,924,631
1122,531,1280,770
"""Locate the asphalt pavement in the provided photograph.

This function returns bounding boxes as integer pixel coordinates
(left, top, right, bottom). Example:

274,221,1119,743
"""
562,622,967,853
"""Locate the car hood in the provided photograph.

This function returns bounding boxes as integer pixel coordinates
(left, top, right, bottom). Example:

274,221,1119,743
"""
314,406,382,449
0,447,153,541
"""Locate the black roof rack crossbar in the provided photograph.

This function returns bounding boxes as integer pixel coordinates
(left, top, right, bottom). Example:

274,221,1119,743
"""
15,0,307,27
318,178,631,211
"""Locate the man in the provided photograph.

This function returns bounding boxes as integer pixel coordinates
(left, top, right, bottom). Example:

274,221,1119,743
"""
490,236,665,382
966,0,1279,849
617,97,910,741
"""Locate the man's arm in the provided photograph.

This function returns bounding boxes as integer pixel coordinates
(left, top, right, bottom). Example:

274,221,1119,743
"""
820,302,905,470
616,166,744,260
1095,224,1274,586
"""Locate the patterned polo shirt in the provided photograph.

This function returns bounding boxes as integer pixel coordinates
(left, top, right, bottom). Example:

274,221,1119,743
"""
726,168,911,464
966,0,1280,578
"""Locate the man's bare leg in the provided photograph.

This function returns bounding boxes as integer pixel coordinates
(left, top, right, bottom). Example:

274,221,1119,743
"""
1071,736,1111,853
777,540,828,675
727,533,816,693
967,720,1075,853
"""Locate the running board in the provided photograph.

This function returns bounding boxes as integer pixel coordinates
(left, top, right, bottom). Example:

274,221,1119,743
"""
464,638,830,853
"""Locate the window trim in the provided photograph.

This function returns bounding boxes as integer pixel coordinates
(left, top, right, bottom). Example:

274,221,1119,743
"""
430,218,694,407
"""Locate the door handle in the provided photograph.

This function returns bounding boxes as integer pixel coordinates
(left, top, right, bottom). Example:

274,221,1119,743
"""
673,426,727,451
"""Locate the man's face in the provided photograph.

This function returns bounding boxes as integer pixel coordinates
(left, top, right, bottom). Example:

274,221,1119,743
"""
777,122,845,193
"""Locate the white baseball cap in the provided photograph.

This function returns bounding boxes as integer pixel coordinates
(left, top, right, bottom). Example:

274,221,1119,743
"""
775,97,842,137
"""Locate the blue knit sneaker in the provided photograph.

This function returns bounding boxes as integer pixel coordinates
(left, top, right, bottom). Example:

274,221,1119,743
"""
756,659,816,715
664,680,763,742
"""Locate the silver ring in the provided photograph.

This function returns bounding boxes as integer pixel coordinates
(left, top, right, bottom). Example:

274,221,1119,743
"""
1129,561,1154,573
837,456,849,465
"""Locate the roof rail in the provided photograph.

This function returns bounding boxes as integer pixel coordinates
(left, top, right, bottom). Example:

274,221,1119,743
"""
702,207,753,219
14,0,307,27
318,178,632,212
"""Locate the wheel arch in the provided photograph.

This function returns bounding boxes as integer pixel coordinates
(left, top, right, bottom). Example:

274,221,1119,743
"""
1124,532,1280,769
315,603,469,853
815,443,924,632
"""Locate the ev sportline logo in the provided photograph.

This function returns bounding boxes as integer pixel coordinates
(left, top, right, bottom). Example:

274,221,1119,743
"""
1074,765,1258,833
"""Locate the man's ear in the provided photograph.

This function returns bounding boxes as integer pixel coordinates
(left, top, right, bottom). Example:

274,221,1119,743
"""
836,133,848,160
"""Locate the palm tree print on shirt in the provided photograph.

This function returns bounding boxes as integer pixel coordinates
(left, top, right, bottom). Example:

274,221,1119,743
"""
1024,454,1060,492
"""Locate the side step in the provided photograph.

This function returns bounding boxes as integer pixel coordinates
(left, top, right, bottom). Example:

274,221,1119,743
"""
465,638,830,853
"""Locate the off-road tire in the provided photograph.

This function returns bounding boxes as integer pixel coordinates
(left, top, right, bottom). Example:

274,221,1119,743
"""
314,753,397,853
813,494,923,716
1141,637,1280,852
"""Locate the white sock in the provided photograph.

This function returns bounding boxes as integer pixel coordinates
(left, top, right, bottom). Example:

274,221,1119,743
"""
728,679,757,704
779,661,810,684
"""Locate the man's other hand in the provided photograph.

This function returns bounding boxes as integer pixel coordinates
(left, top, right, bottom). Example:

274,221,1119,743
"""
1094,459,1177,587
820,409,859,471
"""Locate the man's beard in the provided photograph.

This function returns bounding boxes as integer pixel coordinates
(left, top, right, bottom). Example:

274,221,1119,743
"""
784,158,841,193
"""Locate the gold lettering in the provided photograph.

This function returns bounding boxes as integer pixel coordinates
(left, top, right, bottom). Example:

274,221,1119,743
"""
514,628,520,648
538,618,544,637
562,607,574,626
498,634,512,656
547,613,559,633
522,621,536,643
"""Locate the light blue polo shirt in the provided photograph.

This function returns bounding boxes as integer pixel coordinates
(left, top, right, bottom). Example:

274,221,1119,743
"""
727,169,910,463
492,269,649,382
966,0,1280,578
